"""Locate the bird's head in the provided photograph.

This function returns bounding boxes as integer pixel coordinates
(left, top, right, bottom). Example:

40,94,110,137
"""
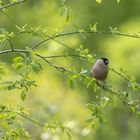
100,58,109,65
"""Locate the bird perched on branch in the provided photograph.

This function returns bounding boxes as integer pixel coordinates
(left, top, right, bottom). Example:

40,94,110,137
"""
92,58,109,81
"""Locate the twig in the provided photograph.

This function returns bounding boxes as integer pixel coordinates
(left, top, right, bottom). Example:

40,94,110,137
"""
36,55,137,109
36,54,73,73
0,49,136,84
0,49,138,110
0,9,20,27
0,110,57,129
43,54,87,59
109,67,129,81
8,39,14,51
0,49,138,85
45,35,74,51
0,49,29,54
0,0,27,10
32,31,140,50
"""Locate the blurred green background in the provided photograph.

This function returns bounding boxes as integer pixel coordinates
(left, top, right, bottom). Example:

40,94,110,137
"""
0,0,140,140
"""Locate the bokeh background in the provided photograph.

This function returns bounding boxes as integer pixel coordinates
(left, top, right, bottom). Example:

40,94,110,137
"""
0,0,140,140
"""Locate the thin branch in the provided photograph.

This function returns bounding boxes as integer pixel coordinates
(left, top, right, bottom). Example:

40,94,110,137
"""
0,49,138,110
0,49,29,55
45,35,74,51
36,54,73,73
16,111,46,127
32,31,140,50
0,9,20,27
0,0,27,10
43,54,87,59
8,39,14,51
96,81,135,107
0,110,44,127
36,55,137,109
0,110,66,129
0,40,8,51
109,67,129,81
0,49,136,84
0,48,138,86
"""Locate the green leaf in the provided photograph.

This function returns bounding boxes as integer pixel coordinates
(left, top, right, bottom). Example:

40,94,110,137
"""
31,62,42,73
85,118,93,123
68,78,74,89
12,56,23,63
0,66,5,75
13,63,25,69
66,14,70,23
96,0,102,4
0,105,6,111
59,5,71,23
20,90,27,101
7,82,16,90
89,23,98,32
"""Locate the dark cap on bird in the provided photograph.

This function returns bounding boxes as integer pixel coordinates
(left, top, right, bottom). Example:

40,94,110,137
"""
100,58,109,65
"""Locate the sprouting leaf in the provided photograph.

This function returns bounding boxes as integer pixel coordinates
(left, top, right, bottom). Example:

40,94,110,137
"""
12,57,23,63
59,5,71,23
20,90,27,101
89,23,98,32
96,0,102,4
19,107,30,115
16,24,27,32
109,26,118,35
84,48,89,54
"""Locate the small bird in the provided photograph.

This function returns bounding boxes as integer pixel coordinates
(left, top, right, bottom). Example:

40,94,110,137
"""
91,58,109,81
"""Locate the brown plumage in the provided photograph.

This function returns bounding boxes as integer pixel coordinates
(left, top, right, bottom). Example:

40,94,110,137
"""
92,58,109,81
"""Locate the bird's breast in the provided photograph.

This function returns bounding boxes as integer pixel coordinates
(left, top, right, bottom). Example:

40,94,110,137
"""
92,64,108,81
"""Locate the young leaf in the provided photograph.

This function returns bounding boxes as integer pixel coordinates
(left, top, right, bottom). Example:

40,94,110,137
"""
89,23,98,32
96,0,102,4
20,90,27,101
